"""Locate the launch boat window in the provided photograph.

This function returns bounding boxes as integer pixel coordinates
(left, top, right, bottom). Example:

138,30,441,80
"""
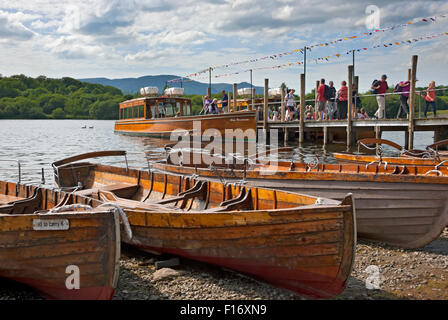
184,103,191,116
158,103,166,118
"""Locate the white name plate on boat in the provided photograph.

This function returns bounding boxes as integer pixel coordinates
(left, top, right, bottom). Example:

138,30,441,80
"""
33,219,70,231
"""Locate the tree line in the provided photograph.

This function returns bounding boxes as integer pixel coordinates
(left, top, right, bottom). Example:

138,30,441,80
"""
0,75,133,120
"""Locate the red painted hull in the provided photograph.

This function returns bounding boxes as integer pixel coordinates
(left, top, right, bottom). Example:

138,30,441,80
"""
132,243,346,299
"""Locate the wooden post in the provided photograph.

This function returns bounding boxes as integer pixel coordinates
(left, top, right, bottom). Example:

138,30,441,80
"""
354,75,359,111
299,73,306,143
408,55,418,150
315,80,319,116
323,126,328,146
251,88,255,111
233,83,238,112
375,126,381,139
347,65,354,147
263,78,269,131
280,88,285,122
227,92,231,113
408,68,412,81
207,87,211,98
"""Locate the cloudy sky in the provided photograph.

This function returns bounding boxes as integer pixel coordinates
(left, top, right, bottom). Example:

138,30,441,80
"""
0,0,447,92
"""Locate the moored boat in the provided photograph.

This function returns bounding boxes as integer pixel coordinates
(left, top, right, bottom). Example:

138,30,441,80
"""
114,96,256,139
151,147,448,249
52,151,356,299
333,138,448,166
0,180,121,300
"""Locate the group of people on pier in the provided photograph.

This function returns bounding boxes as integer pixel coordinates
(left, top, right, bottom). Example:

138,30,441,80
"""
275,76,438,121
201,78,438,121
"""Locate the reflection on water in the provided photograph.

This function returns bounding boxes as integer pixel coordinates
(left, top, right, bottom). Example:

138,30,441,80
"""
0,120,436,186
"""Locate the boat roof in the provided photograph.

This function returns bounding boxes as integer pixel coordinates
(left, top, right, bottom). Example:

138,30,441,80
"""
121,96,191,105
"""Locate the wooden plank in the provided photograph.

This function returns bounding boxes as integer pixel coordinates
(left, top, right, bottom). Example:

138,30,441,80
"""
408,55,418,149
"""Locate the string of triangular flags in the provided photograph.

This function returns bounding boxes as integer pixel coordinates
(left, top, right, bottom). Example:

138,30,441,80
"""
166,31,448,83
167,12,448,83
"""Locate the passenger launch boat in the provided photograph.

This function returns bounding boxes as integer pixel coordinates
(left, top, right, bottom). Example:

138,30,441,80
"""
333,138,448,166
151,146,448,249
52,151,356,299
114,96,256,139
0,180,120,300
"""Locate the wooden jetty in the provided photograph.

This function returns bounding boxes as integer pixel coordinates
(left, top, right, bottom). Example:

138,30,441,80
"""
252,55,448,148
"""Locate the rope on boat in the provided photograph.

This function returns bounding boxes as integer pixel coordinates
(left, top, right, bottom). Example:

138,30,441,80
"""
366,160,388,170
435,160,448,170
305,156,319,172
359,141,385,158
424,170,444,176
209,164,226,184
98,203,133,241
49,204,95,213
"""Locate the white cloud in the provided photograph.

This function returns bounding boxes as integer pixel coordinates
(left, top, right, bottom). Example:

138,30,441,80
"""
0,10,36,41
0,0,446,92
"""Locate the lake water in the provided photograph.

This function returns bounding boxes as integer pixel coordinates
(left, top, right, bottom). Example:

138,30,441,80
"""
0,119,435,186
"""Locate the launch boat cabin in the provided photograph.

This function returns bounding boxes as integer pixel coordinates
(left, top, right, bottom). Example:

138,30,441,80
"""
114,90,256,139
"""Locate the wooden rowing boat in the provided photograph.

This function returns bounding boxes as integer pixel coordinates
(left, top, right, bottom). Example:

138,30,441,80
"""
333,138,448,166
52,151,356,299
150,147,448,249
0,180,120,300
115,96,256,139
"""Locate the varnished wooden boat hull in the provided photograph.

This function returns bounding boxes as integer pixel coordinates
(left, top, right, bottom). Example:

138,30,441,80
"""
124,199,355,299
153,161,448,249
114,111,257,139
333,152,444,166
53,158,356,299
0,182,120,300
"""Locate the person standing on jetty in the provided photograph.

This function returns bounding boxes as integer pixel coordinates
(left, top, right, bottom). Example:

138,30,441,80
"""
220,90,228,112
423,81,437,117
327,81,337,120
285,89,296,121
202,95,211,114
395,80,410,119
316,79,328,120
371,75,389,119
337,81,348,119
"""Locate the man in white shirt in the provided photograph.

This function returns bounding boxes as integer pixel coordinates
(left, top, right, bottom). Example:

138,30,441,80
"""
285,89,296,121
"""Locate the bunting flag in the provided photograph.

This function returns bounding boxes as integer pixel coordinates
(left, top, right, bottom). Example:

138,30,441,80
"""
168,12,448,83
167,31,448,84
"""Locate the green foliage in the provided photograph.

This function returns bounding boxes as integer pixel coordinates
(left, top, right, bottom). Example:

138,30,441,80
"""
0,75,131,120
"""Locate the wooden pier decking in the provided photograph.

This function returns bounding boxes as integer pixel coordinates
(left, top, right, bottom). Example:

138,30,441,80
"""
257,117,448,147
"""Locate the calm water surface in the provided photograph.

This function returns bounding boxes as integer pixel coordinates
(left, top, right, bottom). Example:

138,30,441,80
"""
0,119,435,186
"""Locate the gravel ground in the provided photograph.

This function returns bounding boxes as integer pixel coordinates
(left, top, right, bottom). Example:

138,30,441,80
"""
1,228,447,300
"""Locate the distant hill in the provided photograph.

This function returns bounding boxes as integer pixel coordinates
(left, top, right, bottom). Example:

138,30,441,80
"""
79,75,265,95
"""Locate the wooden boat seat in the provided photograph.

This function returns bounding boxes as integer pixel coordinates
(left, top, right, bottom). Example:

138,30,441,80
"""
95,183,251,214
206,187,253,213
76,183,139,199
0,194,22,204
98,190,184,212
0,188,43,214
